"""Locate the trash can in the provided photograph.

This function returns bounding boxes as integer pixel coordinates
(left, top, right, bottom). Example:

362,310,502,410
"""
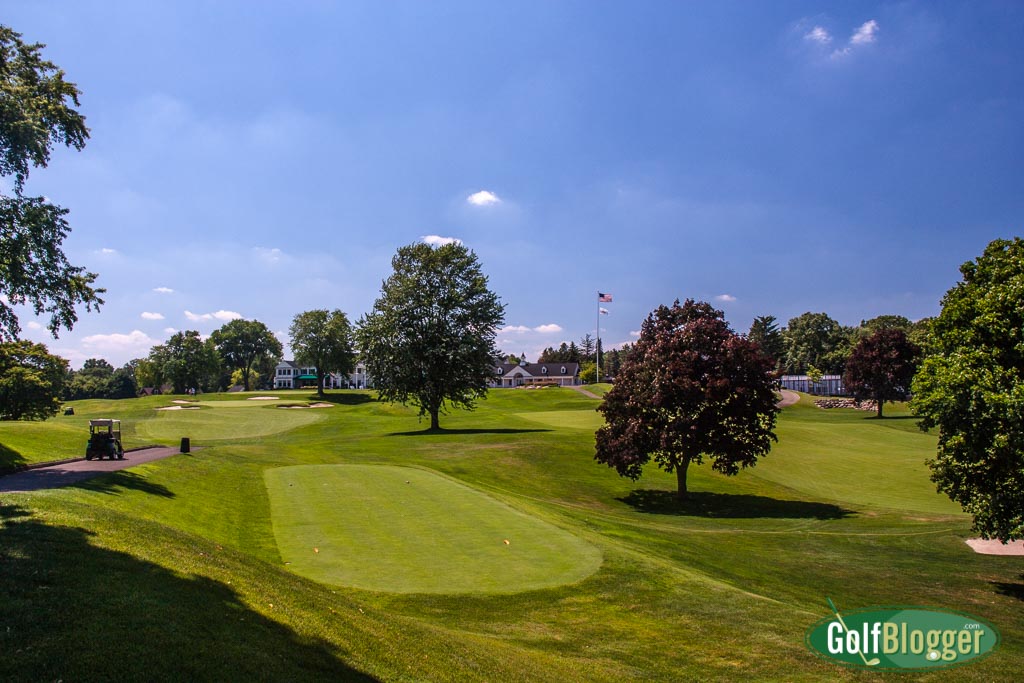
180,437,190,453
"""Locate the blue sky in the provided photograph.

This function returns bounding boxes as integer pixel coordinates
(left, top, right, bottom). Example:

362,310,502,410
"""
6,1,1023,367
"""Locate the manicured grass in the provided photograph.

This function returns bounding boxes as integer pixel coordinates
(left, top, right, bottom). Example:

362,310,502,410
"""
1,387,1021,681
265,464,602,593
136,405,326,442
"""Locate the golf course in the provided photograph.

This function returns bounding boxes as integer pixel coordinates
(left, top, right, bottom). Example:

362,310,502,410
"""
0,387,1021,681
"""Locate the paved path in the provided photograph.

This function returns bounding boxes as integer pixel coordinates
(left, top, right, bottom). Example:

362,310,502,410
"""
777,390,800,408
0,446,184,493
566,385,602,399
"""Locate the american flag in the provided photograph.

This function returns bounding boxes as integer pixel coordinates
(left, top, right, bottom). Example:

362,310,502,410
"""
600,307,610,315
598,292,613,302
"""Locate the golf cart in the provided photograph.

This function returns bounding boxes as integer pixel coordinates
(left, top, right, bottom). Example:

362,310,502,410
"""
86,419,125,460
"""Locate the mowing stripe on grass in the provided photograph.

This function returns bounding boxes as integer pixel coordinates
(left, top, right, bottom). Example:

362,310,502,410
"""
265,464,603,594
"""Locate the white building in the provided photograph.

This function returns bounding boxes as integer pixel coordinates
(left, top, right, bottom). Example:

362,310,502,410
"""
274,360,371,390
490,361,580,387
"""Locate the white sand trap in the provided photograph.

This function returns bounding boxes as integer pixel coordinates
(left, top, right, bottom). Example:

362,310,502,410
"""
247,396,280,400
156,405,201,411
965,538,1024,555
309,403,333,408
171,399,196,404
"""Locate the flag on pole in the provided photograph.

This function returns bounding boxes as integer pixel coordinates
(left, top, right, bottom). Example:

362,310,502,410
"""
598,292,613,302
600,307,610,315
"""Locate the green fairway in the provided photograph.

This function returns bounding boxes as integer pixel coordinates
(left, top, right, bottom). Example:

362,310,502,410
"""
265,464,603,593
2,387,1021,681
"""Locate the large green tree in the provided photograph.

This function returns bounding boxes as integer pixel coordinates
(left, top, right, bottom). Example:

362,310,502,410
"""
0,25,103,340
289,309,355,398
843,329,919,418
0,340,67,420
148,331,222,394
595,299,780,500
912,237,1024,541
782,312,845,374
357,242,505,430
211,319,283,391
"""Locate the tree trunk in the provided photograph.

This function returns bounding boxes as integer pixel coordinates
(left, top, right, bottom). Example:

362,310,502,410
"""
675,457,691,500
317,372,325,398
429,409,440,431
876,391,883,418
243,362,252,392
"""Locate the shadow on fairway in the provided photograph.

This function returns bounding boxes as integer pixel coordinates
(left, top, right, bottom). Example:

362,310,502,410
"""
388,427,552,437
0,503,378,682
619,489,853,520
0,442,27,475
992,575,1024,601
73,470,176,498
299,393,375,406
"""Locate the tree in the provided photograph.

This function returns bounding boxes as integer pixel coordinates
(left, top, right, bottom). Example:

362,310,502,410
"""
595,300,779,500
912,238,1024,541
148,331,221,394
211,319,283,392
843,329,920,417
0,26,103,341
357,242,505,430
578,361,597,384
782,312,845,374
64,358,114,400
861,315,913,333
748,315,785,370
0,340,67,420
579,334,596,363
289,310,355,398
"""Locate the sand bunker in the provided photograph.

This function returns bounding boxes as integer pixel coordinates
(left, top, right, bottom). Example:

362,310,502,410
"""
156,405,201,411
247,396,280,400
965,539,1024,555
277,403,333,410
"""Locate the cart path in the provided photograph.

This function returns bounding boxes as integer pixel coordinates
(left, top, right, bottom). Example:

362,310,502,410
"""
566,385,602,399
777,390,801,408
0,446,185,493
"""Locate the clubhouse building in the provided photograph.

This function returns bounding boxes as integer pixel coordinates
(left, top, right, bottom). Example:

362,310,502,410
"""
491,361,581,387
274,360,370,390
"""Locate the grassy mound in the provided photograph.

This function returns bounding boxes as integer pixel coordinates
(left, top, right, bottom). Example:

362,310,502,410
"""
266,464,602,593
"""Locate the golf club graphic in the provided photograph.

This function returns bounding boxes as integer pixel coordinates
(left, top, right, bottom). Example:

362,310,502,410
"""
826,597,880,667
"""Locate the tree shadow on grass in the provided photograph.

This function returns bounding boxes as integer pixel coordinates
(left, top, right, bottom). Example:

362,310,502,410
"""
298,392,375,406
992,574,1024,601
388,427,552,437
618,489,853,520
0,502,378,682
72,470,175,498
0,442,26,475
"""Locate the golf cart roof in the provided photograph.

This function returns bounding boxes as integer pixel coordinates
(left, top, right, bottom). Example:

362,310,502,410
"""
89,419,121,427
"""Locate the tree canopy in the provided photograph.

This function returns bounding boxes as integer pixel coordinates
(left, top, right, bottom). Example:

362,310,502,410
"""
289,309,355,398
843,329,919,417
147,331,221,394
595,299,780,499
748,315,784,370
781,312,848,374
0,340,67,420
211,319,283,392
357,242,505,430
912,237,1024,541
0,25,103,341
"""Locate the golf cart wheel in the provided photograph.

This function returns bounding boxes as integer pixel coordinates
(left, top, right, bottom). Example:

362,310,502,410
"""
85,454,93,460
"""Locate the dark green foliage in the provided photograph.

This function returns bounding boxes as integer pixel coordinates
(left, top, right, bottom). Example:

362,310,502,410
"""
357,242,504,430
289,310,355,398
537,341,581,364
781,312,846,374
912,237,1024,541
861,315,913,333
64,358,138,399
0,26,102,340
596,299,780,499
843,329,919,417
748,315,785,370
148,331,222,394
211,319,283,391
0,340,67,419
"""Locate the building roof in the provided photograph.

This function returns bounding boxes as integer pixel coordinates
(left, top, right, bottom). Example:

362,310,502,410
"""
496,362,579,377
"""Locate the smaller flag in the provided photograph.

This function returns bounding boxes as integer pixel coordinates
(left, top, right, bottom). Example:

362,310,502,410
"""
600,307,610,315
598,292,613,302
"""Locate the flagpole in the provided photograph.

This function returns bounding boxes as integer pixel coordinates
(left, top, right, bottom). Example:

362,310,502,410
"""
596,292,601,384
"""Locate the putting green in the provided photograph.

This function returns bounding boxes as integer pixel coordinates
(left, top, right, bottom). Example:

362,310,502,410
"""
514,409,604,430
265,464,603,593
136,406,325,442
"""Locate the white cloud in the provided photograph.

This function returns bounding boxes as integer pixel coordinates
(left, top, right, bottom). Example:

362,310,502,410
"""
500,325,531,334
153,287,174,294
630,330,641,337
534,324,563,334
467,190,501,206
714,294,737,303
500,323,565,335
96,248,118,255
253,246,286,265
186,309,242,322
805,26,832,44
26,321,43,331
164,327,177,335
141,312,165,320
851,19,879,45
421,235,463,247
80,330,157,359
